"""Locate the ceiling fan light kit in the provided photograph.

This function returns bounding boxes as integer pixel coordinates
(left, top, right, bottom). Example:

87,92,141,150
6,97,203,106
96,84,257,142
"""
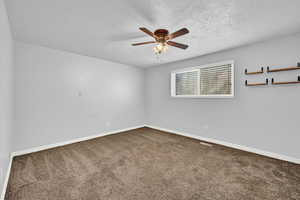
132,27,189,54
154,42,168,54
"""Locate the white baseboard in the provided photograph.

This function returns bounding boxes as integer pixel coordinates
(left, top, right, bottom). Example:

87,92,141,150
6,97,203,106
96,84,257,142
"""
1,155,13,200
12,125,145,157
145,125,300,165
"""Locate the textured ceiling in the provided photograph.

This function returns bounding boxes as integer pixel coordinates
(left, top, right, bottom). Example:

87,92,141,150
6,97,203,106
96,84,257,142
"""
5,0,300,67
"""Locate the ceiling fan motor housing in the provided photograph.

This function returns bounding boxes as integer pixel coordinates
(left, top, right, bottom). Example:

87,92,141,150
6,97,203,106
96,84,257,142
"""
154,29,169,43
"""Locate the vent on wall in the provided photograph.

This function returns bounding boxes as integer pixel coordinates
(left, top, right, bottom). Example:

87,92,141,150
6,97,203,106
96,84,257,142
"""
200,142,213,147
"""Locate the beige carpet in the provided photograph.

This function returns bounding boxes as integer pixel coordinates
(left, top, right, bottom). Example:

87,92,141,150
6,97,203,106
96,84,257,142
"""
5,127,300,200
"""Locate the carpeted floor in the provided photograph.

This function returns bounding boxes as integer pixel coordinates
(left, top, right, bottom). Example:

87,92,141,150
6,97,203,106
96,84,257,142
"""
5,127,300,200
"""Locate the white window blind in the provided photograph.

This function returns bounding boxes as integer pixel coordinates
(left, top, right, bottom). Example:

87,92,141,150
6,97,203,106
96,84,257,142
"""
200,64,232,95
171,61,234,98
175,70,199,95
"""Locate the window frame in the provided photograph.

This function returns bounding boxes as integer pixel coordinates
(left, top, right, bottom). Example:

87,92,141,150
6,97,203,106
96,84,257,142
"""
171,60,235,98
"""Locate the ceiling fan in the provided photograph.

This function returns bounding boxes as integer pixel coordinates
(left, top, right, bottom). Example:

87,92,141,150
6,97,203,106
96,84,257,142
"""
132,27,189,54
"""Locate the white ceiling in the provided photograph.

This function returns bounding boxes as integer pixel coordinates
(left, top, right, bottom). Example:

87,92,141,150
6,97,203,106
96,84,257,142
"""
5,0,300,67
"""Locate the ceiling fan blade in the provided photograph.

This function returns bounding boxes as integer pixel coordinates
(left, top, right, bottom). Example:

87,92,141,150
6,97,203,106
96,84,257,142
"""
139,27,155,38
167,41,189,49
168,28,189,40
132,41,156,46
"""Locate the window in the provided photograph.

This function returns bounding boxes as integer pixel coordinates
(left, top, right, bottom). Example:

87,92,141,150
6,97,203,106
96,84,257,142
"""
171,60,234,98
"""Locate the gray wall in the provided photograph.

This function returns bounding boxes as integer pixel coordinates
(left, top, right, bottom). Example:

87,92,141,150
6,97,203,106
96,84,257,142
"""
0,0,14,195
9,26,300,164
13,42,145,152
145,33,300,159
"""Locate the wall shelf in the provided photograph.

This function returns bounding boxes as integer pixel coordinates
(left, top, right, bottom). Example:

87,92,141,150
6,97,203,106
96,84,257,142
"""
271,76,300,85
267,63,300,73
245,67,264,75
245,79,268,86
